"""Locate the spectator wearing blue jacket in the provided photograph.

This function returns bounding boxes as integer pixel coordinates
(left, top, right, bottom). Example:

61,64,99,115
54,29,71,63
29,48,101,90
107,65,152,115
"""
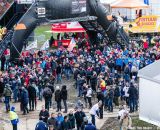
35,119,48,130
116,57,123,73
56,112,64,129
85,120,96,130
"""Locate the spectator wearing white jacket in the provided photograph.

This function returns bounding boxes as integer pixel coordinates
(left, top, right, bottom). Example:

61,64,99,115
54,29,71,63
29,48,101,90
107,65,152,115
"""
86,86,92,108
123,83,129,106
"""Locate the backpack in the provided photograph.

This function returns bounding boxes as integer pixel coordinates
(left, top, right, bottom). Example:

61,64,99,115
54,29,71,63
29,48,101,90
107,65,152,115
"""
44,89,52,98
4,87,12,96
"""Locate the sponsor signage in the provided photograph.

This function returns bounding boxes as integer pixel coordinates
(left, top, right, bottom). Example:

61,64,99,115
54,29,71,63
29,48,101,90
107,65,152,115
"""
72,0,86,14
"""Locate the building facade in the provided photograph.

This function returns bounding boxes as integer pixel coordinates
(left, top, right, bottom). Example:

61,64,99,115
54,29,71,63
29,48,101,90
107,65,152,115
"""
103,0,160,20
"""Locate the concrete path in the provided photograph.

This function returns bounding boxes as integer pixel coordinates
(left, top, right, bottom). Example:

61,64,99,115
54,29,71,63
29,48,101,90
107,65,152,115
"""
0,100,138,130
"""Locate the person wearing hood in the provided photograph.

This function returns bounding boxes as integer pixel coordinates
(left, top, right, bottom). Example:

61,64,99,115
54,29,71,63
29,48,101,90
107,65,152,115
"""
55,86,62,112
9,106,19,130
60,85,68,113
3,84,12,112
21,87,29,115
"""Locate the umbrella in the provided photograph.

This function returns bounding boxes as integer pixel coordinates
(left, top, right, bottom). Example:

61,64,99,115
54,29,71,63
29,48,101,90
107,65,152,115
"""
111,0,149,9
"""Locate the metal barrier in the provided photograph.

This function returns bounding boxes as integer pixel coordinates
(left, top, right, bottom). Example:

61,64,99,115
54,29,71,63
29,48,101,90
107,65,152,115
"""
28,35,46,43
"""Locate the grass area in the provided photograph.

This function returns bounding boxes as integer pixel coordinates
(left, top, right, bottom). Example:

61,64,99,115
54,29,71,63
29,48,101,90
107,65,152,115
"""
132,118,158,128
34,25,65,48
33,25,54,47
34,25,52,40
101,117,160,130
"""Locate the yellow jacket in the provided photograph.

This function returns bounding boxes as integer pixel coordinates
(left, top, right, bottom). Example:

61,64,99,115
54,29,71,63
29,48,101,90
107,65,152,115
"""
9,111,18,120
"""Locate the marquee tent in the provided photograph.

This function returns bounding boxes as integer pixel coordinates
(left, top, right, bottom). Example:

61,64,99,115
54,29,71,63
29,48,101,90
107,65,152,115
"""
51,22,85,33
138,60,160,127
110,0,149,9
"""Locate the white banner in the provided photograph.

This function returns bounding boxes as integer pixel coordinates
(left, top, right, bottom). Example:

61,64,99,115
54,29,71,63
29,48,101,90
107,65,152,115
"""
26,40,37,50
40,40,49,50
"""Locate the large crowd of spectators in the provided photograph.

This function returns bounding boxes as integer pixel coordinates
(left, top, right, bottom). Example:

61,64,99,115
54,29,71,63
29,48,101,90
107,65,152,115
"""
0,32,160,130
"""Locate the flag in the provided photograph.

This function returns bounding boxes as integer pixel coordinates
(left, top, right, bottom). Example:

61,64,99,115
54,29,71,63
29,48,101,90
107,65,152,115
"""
26,40,37,50
144,0,149,5
67,38,76,52
40,40,49,50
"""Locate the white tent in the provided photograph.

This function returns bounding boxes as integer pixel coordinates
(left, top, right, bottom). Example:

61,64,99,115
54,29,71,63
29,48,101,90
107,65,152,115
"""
138,60,160,127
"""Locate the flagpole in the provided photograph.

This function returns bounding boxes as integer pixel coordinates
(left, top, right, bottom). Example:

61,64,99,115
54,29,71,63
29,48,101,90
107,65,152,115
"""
11,42,24,60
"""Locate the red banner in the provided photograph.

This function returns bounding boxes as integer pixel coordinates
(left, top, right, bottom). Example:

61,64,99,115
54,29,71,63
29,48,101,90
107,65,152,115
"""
52,22,85,33
53,39,71,47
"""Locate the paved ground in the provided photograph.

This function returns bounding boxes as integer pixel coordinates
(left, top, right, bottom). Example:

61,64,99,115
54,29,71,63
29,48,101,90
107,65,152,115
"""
0,100,109,130
0,79,138,130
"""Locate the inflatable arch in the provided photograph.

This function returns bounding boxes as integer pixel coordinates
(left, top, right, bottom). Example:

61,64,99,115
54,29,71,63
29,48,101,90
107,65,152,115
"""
11,0,129,59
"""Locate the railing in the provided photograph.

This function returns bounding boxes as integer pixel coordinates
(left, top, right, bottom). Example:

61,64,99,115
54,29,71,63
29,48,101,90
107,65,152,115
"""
0,30,13,58
117,26,130,46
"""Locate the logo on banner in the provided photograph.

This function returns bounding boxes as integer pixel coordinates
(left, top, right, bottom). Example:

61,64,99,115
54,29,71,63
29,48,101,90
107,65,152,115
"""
72,0,86,14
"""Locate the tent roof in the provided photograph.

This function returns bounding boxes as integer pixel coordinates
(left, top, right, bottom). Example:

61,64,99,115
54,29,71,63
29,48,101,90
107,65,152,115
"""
111,0,149,9
138,60,160,83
